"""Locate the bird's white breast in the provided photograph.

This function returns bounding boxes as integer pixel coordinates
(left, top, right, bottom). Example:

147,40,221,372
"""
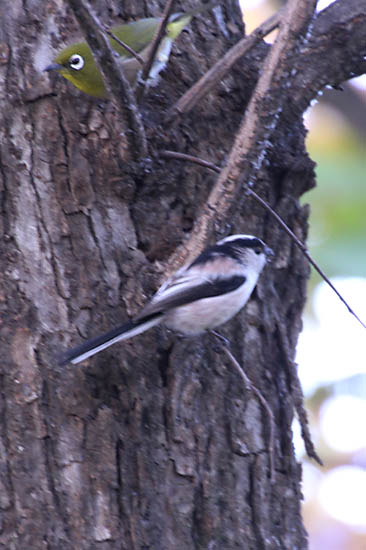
164,269,259,335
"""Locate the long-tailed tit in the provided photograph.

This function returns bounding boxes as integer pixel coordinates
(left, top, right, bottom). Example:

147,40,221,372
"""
59,234,273,365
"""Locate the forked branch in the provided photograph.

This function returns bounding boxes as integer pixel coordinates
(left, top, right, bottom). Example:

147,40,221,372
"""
67,0,148,158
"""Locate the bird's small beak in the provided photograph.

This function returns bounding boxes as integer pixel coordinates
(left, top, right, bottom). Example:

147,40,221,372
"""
44,63,63,72
264,246,274,261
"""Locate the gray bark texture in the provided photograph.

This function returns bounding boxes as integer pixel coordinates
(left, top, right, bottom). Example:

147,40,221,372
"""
0,0,365,549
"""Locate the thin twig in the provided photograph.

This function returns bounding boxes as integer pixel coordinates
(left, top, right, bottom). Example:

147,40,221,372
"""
135,0,176,102
276,323,323,465
212,332,275,481
105,28,144,65
166,7,285,121
247,189,366,330
161,150,220,172
67,0,148,159
161,149,366,330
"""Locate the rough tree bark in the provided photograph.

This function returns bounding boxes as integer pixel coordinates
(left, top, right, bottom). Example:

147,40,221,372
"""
0,1,365,549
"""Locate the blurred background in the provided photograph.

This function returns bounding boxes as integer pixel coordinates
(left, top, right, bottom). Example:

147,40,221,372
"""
240,1,366,549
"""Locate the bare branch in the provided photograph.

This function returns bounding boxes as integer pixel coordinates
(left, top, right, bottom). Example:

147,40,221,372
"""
291,0,366,113
67,0,148,158
161,149,366,329
104,28,144,65
275,323,323,465
212,332,276,481
167,0,366,122
135,0,176,102
166,7,284,121
160,150,220,173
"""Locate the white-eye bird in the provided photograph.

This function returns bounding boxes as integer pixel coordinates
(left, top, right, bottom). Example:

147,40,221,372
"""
44,3,218,97
59,235,273,365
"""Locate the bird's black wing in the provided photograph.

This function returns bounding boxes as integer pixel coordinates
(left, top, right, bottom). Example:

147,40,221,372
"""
137,274,246,320
58,275,246,366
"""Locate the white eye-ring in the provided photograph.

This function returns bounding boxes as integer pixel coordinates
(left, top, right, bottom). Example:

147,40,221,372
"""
69,54,84,71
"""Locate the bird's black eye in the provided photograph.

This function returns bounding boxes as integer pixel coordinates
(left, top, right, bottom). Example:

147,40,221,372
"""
69,54,84,71
254,247,263,255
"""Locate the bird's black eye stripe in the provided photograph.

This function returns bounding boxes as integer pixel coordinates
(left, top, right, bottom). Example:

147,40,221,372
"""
232,237,264,250
228,238,265,257
190,238,265,268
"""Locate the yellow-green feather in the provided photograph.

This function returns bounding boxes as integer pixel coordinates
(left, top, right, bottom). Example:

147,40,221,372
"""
51,14,192,97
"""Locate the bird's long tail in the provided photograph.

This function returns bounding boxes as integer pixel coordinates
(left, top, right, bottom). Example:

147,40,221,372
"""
58,314,162,366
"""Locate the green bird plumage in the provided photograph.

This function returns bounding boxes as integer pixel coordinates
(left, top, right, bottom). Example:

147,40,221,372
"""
44,14,193,97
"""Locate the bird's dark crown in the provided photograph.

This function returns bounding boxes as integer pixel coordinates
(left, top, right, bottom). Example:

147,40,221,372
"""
190,235,265,268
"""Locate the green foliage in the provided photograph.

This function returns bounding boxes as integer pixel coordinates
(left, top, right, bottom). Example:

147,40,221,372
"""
304,134,365,277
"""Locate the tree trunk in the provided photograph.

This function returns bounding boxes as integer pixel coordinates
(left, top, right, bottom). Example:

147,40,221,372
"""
0,1,364,549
